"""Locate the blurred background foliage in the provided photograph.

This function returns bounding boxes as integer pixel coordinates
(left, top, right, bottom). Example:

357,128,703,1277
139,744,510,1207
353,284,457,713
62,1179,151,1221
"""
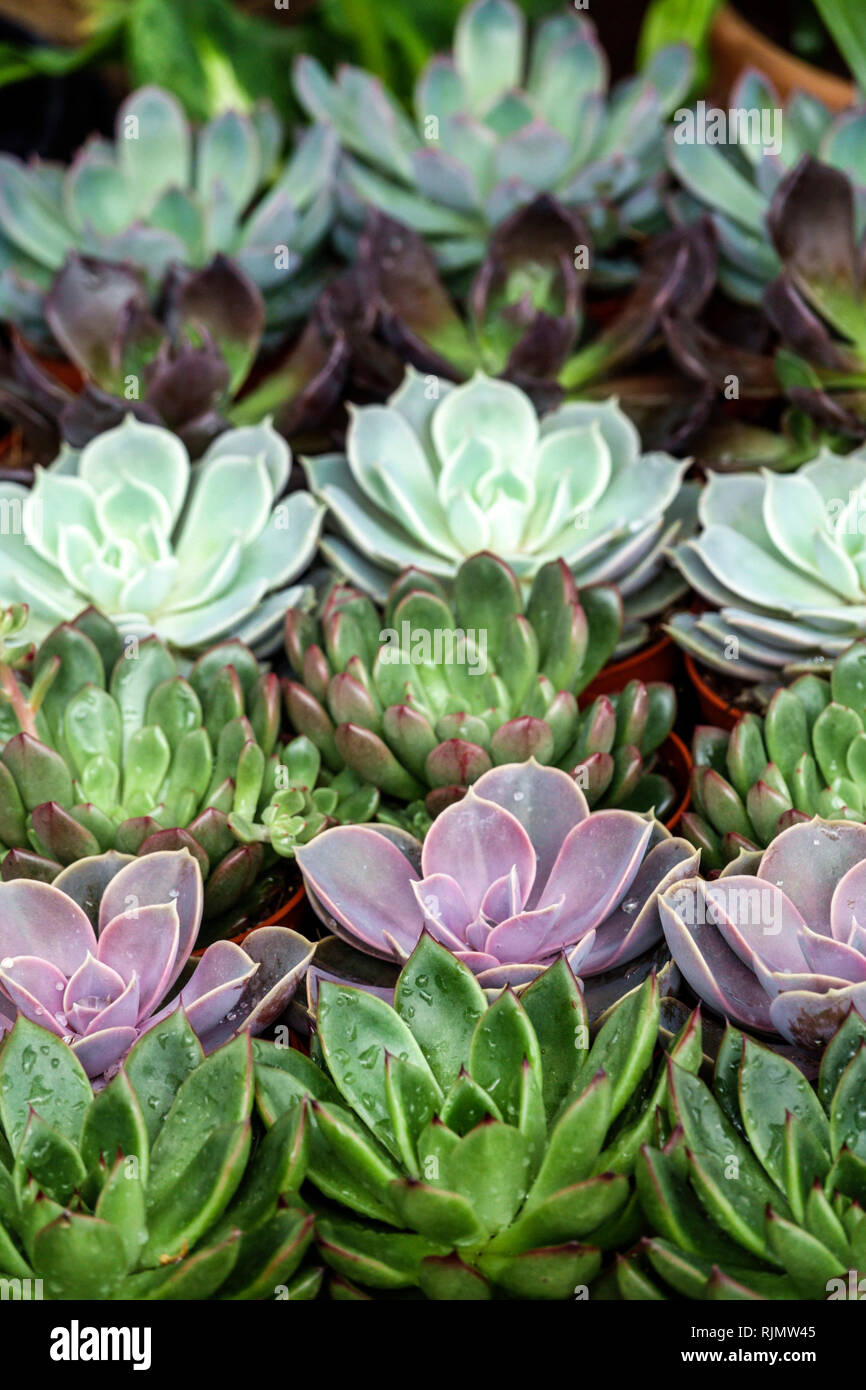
0,0,862,160
0,0,666,155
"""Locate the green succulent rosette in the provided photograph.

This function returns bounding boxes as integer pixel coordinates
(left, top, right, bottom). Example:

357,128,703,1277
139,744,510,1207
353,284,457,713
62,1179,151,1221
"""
0,85,335,344
254,937,702,1300
0,1014,320,1300
276,551,680,832
620,1016,866,1300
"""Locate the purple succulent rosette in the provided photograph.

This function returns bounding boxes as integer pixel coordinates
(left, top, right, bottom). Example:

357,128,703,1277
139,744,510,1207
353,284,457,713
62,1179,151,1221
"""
296,759,697,992
659,818,866,1050
0,849,314,1079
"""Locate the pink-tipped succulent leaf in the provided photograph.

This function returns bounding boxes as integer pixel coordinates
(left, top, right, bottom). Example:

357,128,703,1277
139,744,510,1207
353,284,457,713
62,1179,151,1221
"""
660,817,866,1049
297,759,698,989
0,848,314,1079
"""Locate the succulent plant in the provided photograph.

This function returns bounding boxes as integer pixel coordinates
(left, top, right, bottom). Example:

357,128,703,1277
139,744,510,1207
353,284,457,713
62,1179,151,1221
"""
763,158,866,441
620,1020,866,1300
358,202,717,413
0,848,314,1079
659,817,866,1050
294,0,693,279
0,604,325,925
357,201,587,396
1,254,263,461
684,639,866,868
304,369,693,656
296,760,698,990
0,1012,319,1298
0,415,323,653
282,552,685,825
666,456,866,681
254,938,703,1299
0,86,335,345
667,70,866,303
228,734,379,861
0,253,354,466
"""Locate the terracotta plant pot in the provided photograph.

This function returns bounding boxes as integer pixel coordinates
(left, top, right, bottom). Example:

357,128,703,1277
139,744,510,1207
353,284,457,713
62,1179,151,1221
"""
710,5,854,110
659,731,692,832
579,631,679,705
684,653,741,732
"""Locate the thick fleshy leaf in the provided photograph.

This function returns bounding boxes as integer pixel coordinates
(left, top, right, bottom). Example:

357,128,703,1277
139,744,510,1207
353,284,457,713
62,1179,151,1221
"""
420,789,536,917
297,827,420,960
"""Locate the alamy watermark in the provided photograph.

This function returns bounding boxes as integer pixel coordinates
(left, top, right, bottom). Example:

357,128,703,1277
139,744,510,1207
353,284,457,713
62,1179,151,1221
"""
673,100,783,156
669,883,783,935
378,622,488,676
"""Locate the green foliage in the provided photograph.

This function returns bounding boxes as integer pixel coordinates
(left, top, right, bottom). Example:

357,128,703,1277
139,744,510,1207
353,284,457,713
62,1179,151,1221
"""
0,1016,319,1300
254,937,702,1299
621,1023,866,1300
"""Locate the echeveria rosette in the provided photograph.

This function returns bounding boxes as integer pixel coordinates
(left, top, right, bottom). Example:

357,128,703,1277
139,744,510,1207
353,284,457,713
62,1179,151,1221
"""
667,68,866,303
0,415,324,653
0,1016,319,1299
358,203,718,416
304,369,694,657
0,252,350,465
357,201,587,396
763,157,866,439
0,848,314,1080
666,456,866,681
619,1022,866,1301
0,605,314,927
3,253,264,461
296,759,698,993
0,86,336,344
295,0,693,278
659,817,866,1051
684,639,866,869
283,552,681,823
254,941,703,1300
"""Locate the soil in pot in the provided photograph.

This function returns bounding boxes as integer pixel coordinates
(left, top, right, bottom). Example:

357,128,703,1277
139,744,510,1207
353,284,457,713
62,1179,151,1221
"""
656,731,692,831
192,861,313,955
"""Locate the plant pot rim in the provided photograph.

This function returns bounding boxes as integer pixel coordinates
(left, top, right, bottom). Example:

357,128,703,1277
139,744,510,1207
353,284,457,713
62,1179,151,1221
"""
711,4,855,110
684,652,742,732
661,730,691,831
191,878,308,957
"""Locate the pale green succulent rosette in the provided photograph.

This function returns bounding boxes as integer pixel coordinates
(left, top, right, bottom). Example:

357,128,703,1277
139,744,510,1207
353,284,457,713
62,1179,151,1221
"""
667,449,866,681
303,368,695,658
294,0,693,280
667,69,866,303
0,85,337,342
0,416,324,655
